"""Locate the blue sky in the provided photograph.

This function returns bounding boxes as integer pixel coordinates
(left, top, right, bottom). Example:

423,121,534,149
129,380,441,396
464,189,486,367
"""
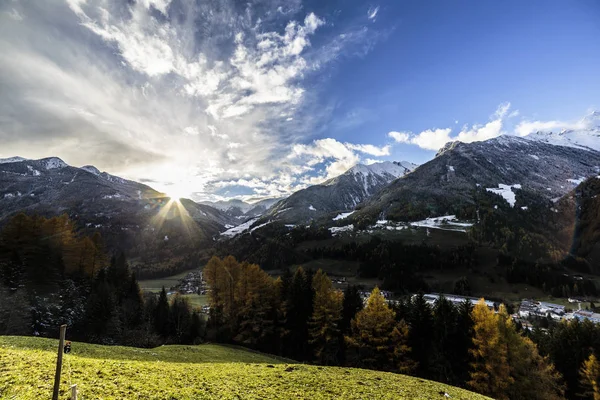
0,0,598,201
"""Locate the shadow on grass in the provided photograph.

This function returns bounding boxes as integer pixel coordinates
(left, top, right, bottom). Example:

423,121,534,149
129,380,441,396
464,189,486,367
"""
0,336,293,364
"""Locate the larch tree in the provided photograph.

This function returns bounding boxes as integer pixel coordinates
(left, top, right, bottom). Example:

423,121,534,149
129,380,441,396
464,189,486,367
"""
309,270,343,365
580,353,600,400
468,299,512,399
345,287,414,372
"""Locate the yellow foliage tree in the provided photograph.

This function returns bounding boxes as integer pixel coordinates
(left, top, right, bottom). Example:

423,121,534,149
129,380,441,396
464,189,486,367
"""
309,270,343,365
469,300,512,399
345,287,414,372
580,353,600,400
469,300,564,400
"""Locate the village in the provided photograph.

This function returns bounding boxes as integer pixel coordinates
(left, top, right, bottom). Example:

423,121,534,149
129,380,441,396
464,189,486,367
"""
167,269,600,325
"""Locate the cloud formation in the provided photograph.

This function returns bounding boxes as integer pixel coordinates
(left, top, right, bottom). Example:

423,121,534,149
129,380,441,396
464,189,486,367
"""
0,0,387,201
388,102,515,151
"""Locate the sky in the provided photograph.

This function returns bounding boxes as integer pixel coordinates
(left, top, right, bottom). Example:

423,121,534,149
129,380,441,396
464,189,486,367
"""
0,0,599,202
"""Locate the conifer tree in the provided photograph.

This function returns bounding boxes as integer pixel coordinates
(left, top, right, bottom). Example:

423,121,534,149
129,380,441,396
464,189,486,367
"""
580,353,600,400
341,284,363,334
309,270,343,365
154,287,170,338
407,293,434,377
469,299,512,399
282,267,314,360
345,287,414,372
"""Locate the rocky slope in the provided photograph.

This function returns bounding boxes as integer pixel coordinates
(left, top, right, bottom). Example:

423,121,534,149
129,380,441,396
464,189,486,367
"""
263,161,418,225
352,134,600,225
0,157,234,264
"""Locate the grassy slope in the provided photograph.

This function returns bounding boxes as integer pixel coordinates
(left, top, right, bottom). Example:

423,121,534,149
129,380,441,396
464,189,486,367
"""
0,337,490,400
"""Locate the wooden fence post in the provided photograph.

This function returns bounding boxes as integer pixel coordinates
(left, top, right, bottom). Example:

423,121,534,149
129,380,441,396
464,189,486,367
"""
52,324,67,400
70,384,78,400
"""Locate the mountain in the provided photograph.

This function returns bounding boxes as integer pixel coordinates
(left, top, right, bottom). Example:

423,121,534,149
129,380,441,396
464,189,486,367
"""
265,161,418,224
0,157,234,270
524,113,600,151
200,197,284,218
352,133,600,225
554,176,600,265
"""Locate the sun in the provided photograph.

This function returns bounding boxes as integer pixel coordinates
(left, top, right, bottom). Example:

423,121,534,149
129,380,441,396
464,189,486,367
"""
165,185,189,201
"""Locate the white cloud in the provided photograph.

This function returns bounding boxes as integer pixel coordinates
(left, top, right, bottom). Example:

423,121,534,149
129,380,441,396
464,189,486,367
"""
367,6,380,20
388,131,410,143
515,119,588,137
0,0,389,201
410,128,453,151
288,138,390,180
346,143,390,156
389,103,517,151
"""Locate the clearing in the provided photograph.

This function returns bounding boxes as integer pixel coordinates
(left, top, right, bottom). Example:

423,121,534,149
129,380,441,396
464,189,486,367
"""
0,336,490,399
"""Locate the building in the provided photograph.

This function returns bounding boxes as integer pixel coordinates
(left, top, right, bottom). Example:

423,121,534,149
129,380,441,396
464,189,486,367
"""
421,293,495,309
573,310,600,324
518,299,565,320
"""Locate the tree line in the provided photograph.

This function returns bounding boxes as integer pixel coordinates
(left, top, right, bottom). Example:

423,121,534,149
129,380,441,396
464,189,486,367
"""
203,255,594,400
0,213,203,346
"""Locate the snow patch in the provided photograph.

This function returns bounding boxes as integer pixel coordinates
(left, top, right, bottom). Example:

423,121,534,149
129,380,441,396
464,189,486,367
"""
529,154,540,160
81,165,101,175
27,165,41,176
333,211,355,221
250,222,271,232
308,205,316,211
329,224,354,235
448,165,455,172
485,184,521,207
0,156,28,164
410,215,473,232
220,218,260,237
42,157,67,169
568,177,586,185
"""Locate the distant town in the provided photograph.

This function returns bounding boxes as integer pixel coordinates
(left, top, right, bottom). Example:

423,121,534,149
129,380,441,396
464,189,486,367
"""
164,269,600,325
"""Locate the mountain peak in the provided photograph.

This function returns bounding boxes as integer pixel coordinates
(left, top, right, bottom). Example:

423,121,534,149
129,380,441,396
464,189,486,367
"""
81,165,101,175
0,156,29,164
38,157,68,169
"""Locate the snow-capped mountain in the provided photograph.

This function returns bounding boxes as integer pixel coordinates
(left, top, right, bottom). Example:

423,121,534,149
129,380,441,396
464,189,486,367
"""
521,111,600,152
353,133,600,223
200,197,284,218
265,161,418,224
0,157,235,261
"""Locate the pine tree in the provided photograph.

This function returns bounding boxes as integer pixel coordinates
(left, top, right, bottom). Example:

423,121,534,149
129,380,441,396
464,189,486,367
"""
407,293,434,377
154,287,170,338
282,267,314,360
170,294,193,343
309,270,343,365
454,299,474,386
580,353,600,400
341,284,363,334
431,295,458,383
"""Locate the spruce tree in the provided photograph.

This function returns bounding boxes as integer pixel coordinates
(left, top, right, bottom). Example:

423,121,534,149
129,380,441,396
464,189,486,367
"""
154,287,171,338
407,293,434,377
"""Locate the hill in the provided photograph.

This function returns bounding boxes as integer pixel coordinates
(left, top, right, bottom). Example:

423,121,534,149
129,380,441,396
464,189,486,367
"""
0,336,490,400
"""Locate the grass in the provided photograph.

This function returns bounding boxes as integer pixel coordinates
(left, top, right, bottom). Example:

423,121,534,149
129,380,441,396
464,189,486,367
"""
138,268,201,293
181,293,209,309
0,336,491,400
